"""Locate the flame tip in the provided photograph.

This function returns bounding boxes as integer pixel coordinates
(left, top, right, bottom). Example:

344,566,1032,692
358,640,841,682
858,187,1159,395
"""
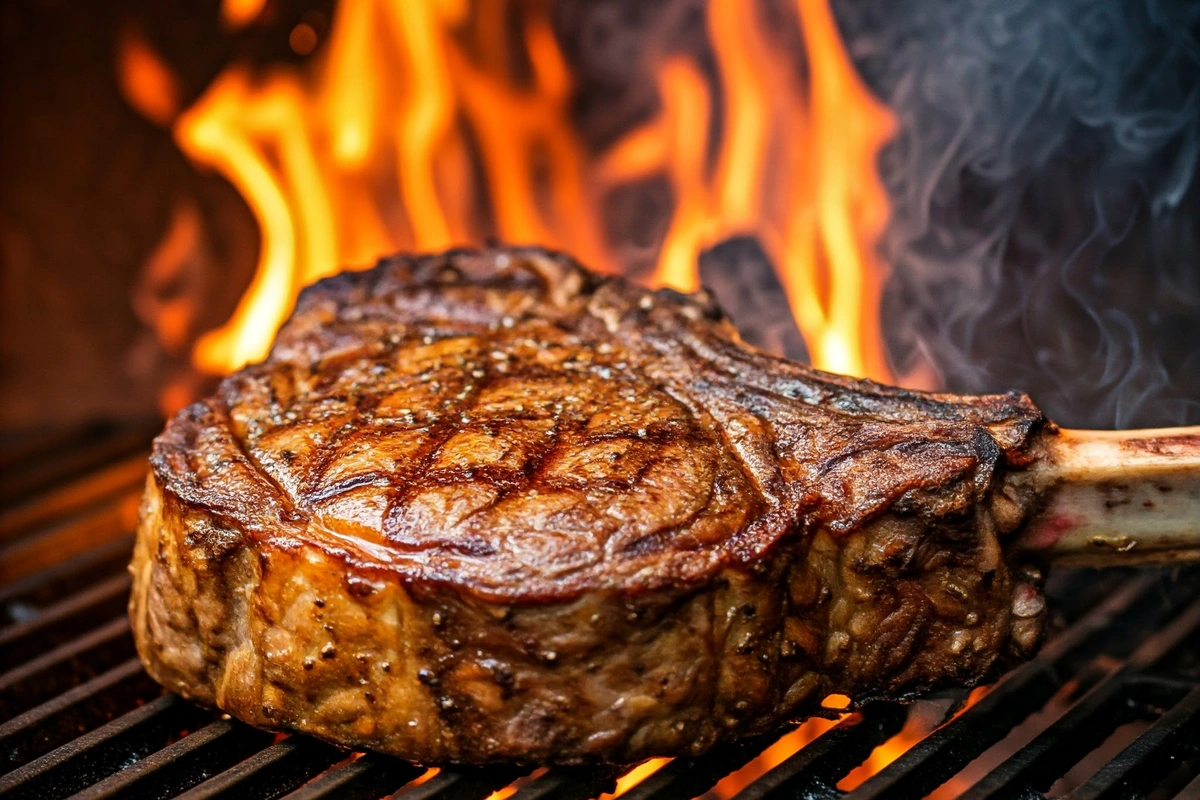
164,0,897,399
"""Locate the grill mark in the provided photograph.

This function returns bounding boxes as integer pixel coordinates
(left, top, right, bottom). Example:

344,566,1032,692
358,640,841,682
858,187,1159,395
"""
633,349,777,521
521,406,569,493
306,472,387,504
152,246,1046,599
379,332,503,540
218,398,300,520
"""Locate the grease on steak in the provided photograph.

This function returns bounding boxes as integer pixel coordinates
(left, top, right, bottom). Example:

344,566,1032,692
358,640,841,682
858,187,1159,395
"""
131,246,1049,764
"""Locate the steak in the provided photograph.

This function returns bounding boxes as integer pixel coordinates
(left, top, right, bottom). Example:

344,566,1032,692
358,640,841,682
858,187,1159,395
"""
130,246,1053,764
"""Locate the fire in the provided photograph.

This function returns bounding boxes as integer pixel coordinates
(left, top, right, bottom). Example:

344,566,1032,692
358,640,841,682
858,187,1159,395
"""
121,0,897,380
105,4,1002,792
600,758,672,799
221,0,268,29
702,686,991,798
116,30,181,127
836,714,929,793
837,685,991,795
600,0,896,378
702,716,843,799
169,0,614,373
484,767,548,800
786,0,895,380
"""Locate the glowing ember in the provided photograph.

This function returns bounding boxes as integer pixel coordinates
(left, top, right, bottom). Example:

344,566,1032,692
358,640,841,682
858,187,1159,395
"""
837,687,992,794
836,714,930,792
701,717,842,799
404,767,440,788
599,758,672,799
822,693,853,711
484,767,548,800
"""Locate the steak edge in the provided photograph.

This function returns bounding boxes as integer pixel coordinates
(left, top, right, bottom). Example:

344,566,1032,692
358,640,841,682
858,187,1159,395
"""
130,246,1049,763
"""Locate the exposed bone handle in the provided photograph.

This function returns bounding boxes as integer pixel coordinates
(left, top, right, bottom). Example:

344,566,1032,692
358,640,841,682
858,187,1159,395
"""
1017,426,1200,566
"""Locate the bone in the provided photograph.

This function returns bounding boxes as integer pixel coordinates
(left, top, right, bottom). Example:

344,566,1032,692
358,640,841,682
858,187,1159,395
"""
1017,426,1200,565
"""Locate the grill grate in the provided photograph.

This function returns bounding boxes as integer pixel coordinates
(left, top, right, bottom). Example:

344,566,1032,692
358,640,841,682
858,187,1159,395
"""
1,428,1198,800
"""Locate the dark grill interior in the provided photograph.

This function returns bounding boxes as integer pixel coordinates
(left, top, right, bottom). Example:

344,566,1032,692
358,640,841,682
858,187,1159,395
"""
2,428,1200,800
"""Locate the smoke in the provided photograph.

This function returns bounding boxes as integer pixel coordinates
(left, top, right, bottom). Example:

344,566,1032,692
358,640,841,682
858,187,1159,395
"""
836,0,1200,428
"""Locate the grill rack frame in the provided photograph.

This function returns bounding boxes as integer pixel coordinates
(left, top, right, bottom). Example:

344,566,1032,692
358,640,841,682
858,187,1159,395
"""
1,428,1199,800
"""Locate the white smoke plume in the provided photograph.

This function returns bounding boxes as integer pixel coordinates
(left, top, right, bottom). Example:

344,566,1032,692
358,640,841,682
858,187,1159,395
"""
838,0,1200,428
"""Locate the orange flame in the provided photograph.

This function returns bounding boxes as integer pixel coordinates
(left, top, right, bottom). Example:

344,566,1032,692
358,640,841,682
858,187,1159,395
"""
143,0,897,380
836,713,930,793
116,30,181,127
701,685,991,798
608,0,895,377
785,0,896,380
600,758,672,799
837,685,991,795
221,0,268,29
702,716,843,799
484,767,548,800
172,0,611,373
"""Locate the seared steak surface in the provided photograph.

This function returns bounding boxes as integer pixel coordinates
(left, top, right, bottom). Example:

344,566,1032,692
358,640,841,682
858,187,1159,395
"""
131,247,1049,764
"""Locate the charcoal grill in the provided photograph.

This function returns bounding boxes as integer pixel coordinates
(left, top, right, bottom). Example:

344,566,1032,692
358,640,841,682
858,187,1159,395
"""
2,426,1200,800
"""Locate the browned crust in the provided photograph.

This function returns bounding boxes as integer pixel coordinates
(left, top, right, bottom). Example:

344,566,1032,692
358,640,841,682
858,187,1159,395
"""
131,246,1049,763
147,246,1045,602
130,474,1042,764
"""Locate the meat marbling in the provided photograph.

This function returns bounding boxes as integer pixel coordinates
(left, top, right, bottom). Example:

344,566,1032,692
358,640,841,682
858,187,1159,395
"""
130,246,1052,764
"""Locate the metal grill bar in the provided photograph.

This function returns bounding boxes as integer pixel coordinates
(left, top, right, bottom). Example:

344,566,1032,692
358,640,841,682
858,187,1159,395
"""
1067,685,1200,800
0,490,140,584
0,573,132,669
0,694,207,800
731,704,909,799
618,726,814,800
959,596,1200,800
1175,770,1200,800
0,455,147,543
0,536,135,619
2,433,1200,800
275,754,423,800
0,617,134,717
387,766,525,799
508,766,623,800
0,424,155,508
71,719,274,800
0,658,158,769
175,735,344,799
842,574,1191,800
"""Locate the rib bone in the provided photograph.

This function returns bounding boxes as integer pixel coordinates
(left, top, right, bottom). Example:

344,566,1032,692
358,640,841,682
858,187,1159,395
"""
1018,426,1200,565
